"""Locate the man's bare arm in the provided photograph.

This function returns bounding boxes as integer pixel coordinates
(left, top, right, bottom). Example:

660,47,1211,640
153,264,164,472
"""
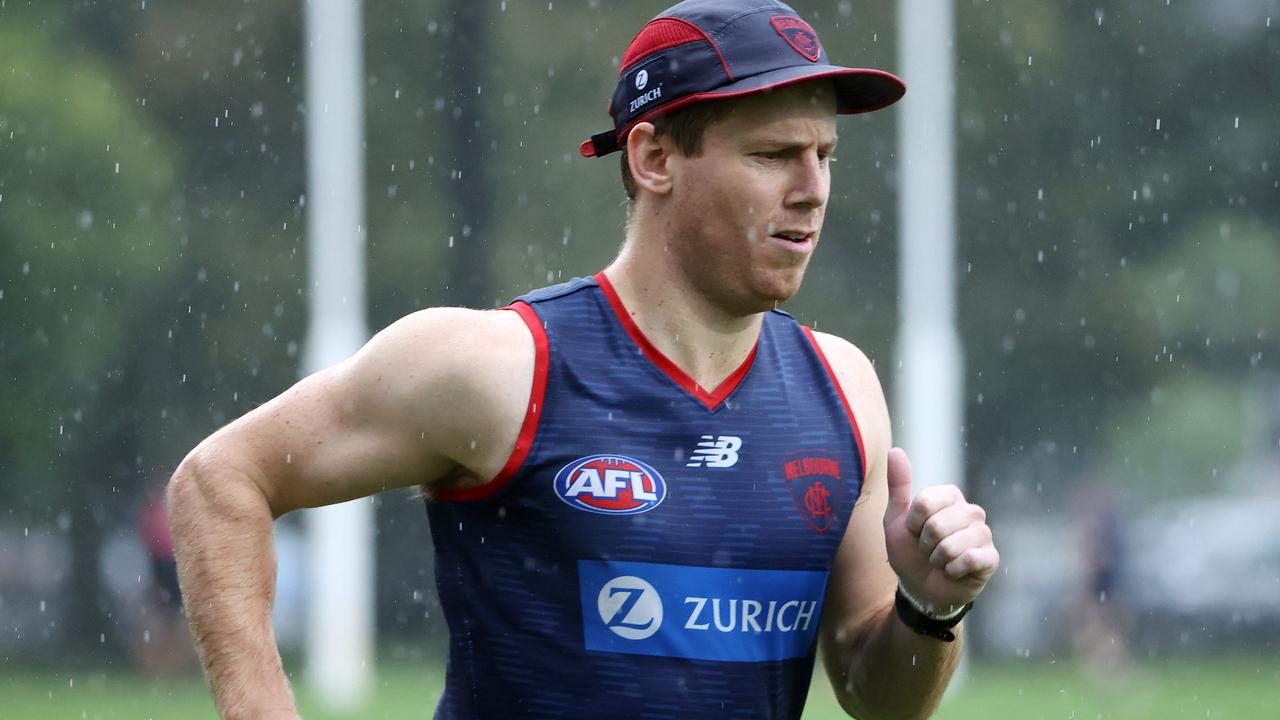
167,307,533,719
812,332,998,720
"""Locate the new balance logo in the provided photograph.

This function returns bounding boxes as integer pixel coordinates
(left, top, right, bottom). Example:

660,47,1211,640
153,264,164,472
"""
686,435,742,468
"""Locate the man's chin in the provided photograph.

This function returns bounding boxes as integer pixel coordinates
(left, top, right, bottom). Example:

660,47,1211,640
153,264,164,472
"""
751,274,806,310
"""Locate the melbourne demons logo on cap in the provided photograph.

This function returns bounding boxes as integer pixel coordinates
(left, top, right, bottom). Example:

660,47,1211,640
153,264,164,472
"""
554,454,667,515
770,16,822,63
782,451,843,533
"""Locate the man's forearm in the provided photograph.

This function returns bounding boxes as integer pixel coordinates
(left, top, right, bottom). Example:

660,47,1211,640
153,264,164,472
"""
168,451,299,720
826,600,962,720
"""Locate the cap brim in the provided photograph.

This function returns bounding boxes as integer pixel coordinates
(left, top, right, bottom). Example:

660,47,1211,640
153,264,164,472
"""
579,65,905,158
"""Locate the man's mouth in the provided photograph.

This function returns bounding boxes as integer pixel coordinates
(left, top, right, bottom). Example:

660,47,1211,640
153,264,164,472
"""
771,230,813,243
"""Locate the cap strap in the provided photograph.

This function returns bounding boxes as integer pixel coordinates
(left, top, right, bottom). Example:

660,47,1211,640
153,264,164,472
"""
588,131,620,158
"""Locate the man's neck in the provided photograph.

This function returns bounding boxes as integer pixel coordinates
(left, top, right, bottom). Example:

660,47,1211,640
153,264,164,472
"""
602,233,763,395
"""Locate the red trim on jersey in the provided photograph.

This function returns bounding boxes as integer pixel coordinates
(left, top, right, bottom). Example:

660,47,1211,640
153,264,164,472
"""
594,271,756,411
436,302,548,502
801,326,869,482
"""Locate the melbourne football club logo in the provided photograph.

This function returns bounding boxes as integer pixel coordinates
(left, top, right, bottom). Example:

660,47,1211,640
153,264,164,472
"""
554,454,668,515
597,575,663,640
782,451,842,533
770,16,823,63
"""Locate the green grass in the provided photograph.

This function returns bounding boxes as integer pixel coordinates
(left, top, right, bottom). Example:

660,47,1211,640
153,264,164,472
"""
6,656,1278,719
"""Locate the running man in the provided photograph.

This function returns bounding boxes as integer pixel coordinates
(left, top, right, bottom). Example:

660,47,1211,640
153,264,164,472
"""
168,2,999,718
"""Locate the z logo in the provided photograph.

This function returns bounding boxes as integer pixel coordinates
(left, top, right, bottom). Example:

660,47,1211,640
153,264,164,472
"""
686,435,743,468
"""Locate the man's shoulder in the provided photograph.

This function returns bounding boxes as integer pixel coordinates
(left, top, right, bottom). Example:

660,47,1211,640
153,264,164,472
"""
808,330,876,379
354,306,535,395
349,306,538,485
807,330,890,466
380,304,530,353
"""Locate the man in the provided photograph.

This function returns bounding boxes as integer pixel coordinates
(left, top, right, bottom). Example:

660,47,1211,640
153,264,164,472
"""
168,1,999,718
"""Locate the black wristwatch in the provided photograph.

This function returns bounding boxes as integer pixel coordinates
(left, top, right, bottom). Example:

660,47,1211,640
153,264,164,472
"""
893,583,973,642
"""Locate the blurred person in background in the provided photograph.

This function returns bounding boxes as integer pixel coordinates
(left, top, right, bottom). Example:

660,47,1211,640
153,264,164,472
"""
1067,478,1132,683
167,2,999,718
136,479,199,676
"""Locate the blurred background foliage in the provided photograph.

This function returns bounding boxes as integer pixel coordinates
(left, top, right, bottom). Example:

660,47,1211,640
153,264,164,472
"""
1,0,1278,673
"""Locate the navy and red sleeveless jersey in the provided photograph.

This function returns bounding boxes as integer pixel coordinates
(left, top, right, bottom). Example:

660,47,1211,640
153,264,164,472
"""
427,272,867,719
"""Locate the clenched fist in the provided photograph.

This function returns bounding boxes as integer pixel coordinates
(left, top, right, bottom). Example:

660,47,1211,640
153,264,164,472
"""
883,447,999,615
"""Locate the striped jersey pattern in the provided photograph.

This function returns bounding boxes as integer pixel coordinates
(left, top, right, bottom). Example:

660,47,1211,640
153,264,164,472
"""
427,274,866,719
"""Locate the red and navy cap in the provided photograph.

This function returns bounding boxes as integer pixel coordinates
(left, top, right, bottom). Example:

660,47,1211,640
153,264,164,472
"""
580,0,906,158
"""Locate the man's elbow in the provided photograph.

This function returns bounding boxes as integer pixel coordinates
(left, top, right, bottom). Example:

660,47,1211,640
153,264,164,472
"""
167,442,278,535
167,448,208,522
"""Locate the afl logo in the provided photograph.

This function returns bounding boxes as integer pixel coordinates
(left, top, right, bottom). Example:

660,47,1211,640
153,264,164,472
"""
554,454,667,515
635,69,649,90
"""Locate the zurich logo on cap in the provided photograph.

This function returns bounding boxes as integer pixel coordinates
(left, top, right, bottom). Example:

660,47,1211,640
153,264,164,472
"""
554,454,667,515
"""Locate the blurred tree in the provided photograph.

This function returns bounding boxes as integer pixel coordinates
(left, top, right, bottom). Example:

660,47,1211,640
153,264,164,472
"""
953,0,1280,501
1105,217,1280,494
4,0,1277,660
0,5,182,654
441,0,492,308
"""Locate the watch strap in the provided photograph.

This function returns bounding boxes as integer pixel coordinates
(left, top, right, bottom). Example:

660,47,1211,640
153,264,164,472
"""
894,586,972,642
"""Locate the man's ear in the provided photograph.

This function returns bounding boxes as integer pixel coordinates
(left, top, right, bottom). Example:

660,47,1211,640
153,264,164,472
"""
626,122,674,197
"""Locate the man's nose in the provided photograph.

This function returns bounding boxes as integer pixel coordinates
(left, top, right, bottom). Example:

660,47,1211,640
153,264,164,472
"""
785,152,828,210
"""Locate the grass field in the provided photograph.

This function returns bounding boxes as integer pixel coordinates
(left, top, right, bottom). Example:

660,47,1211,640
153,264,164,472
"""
5,656,1278,719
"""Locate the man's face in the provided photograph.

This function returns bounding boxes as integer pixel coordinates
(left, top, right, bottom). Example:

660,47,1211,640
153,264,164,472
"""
664,81,837,314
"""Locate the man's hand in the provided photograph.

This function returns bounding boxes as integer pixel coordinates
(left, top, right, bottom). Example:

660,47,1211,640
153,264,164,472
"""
882,447,999,614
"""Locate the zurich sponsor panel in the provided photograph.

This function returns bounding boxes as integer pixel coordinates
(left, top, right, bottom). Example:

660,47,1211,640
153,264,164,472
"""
579,560,828,662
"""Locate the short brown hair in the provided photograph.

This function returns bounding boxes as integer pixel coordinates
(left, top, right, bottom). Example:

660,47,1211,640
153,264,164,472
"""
619,100,733,200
